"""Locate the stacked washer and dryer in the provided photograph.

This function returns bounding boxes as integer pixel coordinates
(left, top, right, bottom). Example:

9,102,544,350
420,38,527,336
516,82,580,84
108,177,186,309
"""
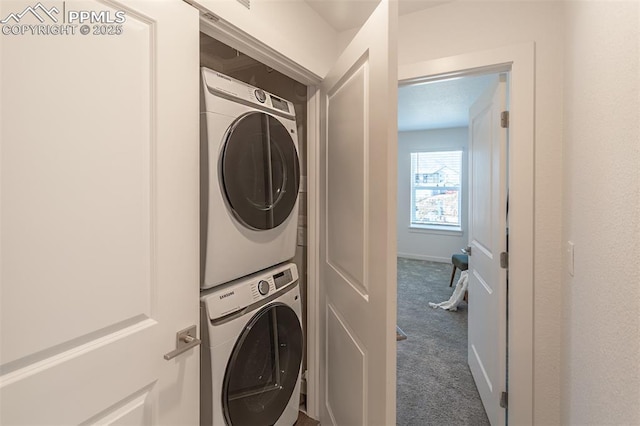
199,67,304,426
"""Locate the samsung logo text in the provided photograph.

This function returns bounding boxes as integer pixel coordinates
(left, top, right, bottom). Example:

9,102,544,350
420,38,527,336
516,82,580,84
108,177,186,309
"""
219,291,235,300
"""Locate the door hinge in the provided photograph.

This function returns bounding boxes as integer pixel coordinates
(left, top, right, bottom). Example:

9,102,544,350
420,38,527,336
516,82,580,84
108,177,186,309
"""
501,111,509,128
500,252,509,269
500,391,508,408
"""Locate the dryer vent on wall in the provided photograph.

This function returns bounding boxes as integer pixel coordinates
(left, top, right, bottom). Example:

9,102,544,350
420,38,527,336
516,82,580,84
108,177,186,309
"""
236,0,250,9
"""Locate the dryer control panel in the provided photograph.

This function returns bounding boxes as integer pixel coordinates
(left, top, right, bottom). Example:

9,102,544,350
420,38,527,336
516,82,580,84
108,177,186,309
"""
202,263,299,321
201,67,295,119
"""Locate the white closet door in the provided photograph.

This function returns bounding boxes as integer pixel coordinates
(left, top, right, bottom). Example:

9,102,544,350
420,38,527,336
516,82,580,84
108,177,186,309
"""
318,1,398,424
0,1,200,424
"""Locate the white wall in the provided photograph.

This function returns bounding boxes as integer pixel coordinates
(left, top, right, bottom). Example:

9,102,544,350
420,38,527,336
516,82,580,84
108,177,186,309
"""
398,2,564,423
397,128,468,262
562,1,640,424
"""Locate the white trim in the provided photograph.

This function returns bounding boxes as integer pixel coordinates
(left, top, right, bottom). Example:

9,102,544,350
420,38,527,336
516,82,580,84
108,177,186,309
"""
397,253,451,264
305,85,321,419
408,226,463,236
399,43,535,426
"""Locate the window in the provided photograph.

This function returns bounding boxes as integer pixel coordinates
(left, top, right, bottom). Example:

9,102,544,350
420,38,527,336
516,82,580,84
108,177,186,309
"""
410,150,462,229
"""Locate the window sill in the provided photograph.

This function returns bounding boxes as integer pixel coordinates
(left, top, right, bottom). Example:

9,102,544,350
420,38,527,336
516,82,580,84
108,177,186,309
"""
408,225,463,236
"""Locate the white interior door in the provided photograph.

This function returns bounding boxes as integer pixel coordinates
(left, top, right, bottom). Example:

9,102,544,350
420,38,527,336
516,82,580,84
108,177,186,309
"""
318,1,397,425
467,75,508,425
0,1,200,424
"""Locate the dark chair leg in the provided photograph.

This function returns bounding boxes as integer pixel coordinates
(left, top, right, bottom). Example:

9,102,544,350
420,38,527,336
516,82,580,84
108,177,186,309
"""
449,265,457,287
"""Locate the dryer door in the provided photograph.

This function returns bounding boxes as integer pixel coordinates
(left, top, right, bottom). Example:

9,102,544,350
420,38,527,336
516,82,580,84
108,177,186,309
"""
220,112,300,230
223,303,303,426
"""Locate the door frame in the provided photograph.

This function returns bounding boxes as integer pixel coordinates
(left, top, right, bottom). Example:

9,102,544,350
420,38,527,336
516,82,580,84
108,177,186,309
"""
399,43,535,425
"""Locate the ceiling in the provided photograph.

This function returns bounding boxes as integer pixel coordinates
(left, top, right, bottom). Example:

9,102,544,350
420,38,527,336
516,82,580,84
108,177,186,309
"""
398,74,497,132
304,0,450,32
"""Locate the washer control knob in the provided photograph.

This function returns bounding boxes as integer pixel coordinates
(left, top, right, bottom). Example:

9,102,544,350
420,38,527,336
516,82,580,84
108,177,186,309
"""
258,280,270,296
255,89,266,103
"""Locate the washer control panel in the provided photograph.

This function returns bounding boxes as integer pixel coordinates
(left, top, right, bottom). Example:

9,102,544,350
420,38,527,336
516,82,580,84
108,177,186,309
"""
249,265,296,301
202,263,299,321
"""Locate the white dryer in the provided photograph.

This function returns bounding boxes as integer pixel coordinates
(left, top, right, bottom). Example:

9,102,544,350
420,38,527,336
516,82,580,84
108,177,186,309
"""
200,263,303,426
200,67,300,289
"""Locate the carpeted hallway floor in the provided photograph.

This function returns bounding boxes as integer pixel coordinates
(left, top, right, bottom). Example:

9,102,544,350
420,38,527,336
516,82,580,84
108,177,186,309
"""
397,257,490,426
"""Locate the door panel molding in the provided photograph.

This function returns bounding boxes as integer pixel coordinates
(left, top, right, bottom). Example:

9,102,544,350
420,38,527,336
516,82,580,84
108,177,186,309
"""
470,344,493,391
326,58,369,297
326,303,366,426
0,316,155,382
1,2,156,367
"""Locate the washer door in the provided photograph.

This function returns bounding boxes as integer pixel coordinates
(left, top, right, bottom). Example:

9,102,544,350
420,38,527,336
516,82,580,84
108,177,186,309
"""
220,112,300,230
222,303,303,426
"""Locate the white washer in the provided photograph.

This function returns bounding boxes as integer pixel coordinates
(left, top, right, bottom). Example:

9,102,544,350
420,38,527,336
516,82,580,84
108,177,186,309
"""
200,263,303,426
200,67,300,289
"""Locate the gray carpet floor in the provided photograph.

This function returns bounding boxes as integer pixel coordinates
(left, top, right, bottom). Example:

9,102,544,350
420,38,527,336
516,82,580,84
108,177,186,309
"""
397,257,490,426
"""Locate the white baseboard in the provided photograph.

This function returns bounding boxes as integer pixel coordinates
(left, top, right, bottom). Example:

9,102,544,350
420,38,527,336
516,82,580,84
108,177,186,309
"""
397,252,450,264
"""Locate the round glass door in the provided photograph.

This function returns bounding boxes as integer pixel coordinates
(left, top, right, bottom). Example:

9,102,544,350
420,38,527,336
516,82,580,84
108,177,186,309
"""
222,303,303,426
220,112,300,230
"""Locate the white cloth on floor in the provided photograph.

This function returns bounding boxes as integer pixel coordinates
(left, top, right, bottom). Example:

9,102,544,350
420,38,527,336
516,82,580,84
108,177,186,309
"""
428,271,468,311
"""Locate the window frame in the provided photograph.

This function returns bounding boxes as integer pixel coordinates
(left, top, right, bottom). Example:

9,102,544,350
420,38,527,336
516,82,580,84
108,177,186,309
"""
409,150,463,232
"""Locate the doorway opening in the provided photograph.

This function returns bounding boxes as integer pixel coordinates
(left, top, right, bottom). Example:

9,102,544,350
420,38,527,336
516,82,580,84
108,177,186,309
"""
199,32,317,424
395,71,509,425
